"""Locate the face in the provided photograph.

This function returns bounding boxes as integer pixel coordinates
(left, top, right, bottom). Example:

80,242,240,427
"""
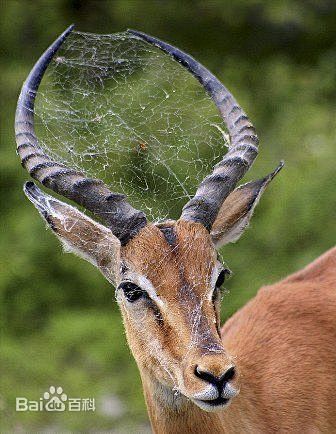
117,219,239,411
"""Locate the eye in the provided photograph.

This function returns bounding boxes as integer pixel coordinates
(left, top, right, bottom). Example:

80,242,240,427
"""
118,282,146,303
215,269,230,289
212,268,231,303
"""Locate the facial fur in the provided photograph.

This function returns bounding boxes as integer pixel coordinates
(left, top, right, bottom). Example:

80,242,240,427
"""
117,219,239,409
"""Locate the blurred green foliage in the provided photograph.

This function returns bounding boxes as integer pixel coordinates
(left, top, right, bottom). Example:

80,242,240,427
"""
0,0,335,432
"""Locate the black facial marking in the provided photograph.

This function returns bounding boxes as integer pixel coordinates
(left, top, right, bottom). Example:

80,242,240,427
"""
120,262,130,275
148,299,164,325
159,225,177,247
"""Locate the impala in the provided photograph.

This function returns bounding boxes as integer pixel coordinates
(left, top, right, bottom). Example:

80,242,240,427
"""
15,26,336,433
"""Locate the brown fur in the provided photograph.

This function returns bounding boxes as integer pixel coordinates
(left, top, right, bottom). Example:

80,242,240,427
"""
121,218,336,433
143,247,336,433
120,221,236,398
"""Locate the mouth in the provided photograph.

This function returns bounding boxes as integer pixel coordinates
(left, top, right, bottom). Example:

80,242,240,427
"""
192,396,231,412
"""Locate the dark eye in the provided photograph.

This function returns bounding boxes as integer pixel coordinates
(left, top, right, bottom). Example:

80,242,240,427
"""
119,282,146,302
216,269,229,288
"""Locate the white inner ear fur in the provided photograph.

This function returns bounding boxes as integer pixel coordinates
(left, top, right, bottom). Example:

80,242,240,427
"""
213,213,252,248
207,261,224,301
59,231,120,286
32,194,121,287
60,236,99,267
212,181,268,249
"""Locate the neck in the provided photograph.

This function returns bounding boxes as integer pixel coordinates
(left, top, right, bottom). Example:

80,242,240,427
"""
141,373,225,434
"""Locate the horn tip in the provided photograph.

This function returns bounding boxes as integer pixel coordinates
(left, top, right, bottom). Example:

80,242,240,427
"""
127,29,165,50
276,159,285,173
59,24,75,42
267,160,285,182
64,24,75,36
127,29,141,36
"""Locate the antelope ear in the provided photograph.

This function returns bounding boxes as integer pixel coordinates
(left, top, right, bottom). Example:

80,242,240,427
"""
211,162,284,248
24,182,121,286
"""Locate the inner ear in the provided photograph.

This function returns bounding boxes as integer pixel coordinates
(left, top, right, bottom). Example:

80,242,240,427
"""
24,182,121,285
211,162,284,248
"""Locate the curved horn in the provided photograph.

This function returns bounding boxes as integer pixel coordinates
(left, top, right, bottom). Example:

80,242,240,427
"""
128,30,258,230
15,26,147,245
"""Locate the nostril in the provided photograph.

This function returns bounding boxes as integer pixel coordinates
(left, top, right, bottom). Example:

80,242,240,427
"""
194,365,236,386
222,366,236,383
194,365,217,384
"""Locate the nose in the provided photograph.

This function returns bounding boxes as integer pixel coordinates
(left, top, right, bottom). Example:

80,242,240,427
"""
195,365,236,390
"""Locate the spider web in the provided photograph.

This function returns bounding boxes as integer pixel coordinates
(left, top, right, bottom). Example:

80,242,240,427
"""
35,31,229,221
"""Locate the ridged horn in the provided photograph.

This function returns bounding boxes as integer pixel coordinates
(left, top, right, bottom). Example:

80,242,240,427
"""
128,30,258,230
15,25,147,245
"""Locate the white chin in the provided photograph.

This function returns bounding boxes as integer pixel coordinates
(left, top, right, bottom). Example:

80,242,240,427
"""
191,397,232,412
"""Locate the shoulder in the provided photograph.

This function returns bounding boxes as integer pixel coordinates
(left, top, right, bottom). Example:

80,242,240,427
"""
222,247,336,348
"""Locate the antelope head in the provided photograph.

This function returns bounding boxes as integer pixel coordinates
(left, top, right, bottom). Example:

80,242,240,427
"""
15,26,283,412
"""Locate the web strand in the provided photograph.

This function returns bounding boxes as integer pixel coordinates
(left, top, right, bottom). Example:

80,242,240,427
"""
35,31,229,221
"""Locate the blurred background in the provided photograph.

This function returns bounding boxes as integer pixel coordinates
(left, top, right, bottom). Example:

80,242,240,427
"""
1,1,335,432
